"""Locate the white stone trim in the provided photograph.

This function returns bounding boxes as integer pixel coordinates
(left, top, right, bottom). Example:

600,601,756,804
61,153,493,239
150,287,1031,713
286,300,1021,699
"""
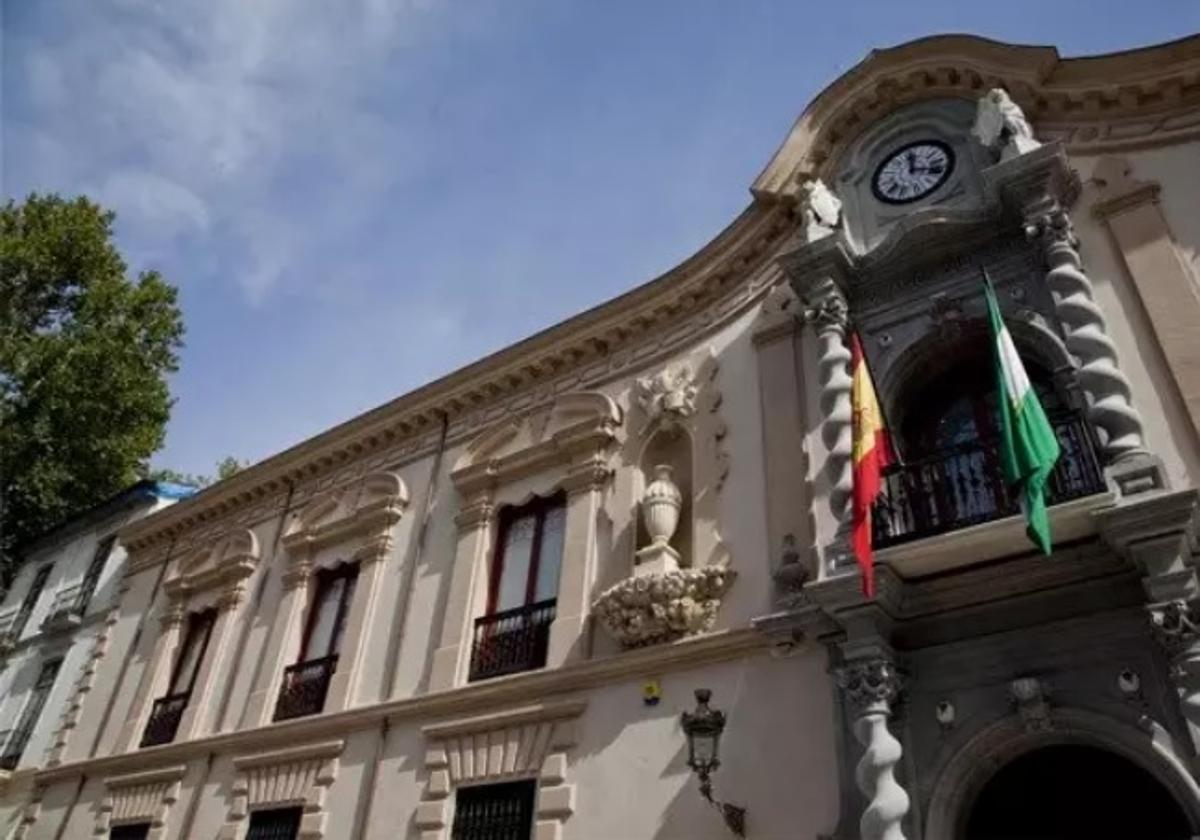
416,701,585,840
219,740,344,840
96,765,187,839
46,604,121,766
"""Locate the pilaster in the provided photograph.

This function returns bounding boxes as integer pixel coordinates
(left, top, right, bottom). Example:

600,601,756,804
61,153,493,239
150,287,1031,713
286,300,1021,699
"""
547,459,610,668
115,604,185,752
428,495,495,691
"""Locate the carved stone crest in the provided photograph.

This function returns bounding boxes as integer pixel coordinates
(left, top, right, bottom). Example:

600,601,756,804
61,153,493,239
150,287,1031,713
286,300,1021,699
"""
1010,676,1052,733
634,363,698,431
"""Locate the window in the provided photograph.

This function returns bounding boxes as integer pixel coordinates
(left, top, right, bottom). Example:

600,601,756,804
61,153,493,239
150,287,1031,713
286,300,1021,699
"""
489,495,566,615
245,807,303,840
0,658,61,769
469,495,565,682
141,609,216,747
76,535,116,615
109,824,151,840
274,564,358,721
9,565,53,640
452,780,536,840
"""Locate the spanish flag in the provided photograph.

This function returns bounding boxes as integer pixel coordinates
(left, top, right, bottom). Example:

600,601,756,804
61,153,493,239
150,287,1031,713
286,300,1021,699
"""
850,331,893,599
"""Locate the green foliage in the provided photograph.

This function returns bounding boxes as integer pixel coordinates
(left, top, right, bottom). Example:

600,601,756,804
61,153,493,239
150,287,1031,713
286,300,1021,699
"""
145,455,247,489
0,194,184,576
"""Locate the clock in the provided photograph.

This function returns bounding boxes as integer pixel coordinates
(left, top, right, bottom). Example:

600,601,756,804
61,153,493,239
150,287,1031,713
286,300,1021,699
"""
871,139,954,205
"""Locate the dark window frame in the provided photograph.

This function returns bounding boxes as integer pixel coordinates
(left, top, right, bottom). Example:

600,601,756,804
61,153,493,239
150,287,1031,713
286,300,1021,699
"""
11,564,53,639
451,779,536,840
168,608,217,697
109,822,152,840
486,493,566,616
0,657,62,769
245,805,303,840
76,534,117,615
297,562,358,663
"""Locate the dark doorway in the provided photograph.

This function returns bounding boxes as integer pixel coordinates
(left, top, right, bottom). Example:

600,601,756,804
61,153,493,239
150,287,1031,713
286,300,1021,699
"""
965,744,1193,840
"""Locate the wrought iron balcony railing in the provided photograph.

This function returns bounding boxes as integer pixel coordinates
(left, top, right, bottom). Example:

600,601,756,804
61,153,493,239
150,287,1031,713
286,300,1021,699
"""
140,692,190,748
872,413,1106,549
273,655,338,721
42,584,86,631
469,599,556,683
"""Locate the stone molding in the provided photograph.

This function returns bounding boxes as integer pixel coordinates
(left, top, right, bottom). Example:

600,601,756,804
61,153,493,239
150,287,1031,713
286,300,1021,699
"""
219,741,344,840
417,701,585,840
755,33,1200,198
96,765,186,839
163,528,261,607
281,471,409,558
36,627,763,786
117,207,792,558
45,606,121,767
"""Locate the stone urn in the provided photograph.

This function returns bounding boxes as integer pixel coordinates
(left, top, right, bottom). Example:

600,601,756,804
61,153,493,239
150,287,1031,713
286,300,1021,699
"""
636,464,683,574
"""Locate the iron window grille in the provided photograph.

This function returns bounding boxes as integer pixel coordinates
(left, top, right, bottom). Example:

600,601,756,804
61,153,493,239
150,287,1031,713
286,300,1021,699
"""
451,780,536,840
109,823,151,840
469,494,565,682
872,412,1106,548
245,806,303,840
273,563,357,721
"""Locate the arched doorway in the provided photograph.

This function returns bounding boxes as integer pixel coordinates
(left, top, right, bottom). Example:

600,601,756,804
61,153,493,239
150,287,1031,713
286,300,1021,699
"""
964,743,1193,840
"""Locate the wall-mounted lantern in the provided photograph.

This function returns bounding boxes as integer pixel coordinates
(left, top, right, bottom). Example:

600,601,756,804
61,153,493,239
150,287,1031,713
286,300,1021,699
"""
680,688,746,837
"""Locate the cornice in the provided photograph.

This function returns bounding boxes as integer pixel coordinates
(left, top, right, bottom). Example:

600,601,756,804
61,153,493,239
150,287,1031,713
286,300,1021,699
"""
118,204,794,554
755,33,1200,200
420,699,587,739
34,626,769,784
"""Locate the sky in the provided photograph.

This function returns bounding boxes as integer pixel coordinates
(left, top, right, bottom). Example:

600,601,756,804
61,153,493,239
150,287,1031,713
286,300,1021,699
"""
2,1,1197,476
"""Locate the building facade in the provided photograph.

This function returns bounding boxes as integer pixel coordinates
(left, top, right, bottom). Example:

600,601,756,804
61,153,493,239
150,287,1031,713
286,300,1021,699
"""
0,482,194,835
8,32,1200,840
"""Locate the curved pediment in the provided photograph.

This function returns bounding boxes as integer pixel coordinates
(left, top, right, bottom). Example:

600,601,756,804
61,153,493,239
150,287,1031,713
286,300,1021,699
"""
283,471,409,550
754,33,1200,200
452,390,622,491
166,528,260,600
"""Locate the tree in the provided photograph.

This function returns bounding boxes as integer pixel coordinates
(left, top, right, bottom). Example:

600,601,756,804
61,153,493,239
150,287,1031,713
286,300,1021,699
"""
0,194,184,578
145,456,248,489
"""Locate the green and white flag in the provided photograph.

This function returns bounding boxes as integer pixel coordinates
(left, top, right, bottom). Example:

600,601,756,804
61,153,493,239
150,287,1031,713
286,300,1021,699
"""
985,274,1061,554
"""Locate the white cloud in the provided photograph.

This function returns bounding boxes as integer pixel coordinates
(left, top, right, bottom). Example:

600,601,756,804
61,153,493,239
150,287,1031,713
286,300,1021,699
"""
9,0,444,300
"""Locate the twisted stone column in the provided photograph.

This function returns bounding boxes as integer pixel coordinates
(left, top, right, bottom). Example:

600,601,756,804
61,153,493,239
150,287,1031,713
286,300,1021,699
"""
1149,599,1200,746
808,280,853,526
836,658,909,840
1030,210,1146,461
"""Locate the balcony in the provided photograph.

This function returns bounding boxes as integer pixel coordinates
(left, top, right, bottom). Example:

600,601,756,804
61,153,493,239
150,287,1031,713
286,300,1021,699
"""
872,414,1107,550
273,655,338,721
41,584,86,633
468,599,556,683
139,692,190,747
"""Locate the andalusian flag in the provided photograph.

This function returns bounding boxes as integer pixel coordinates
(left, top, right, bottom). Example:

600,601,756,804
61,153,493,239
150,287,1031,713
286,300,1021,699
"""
850,331,893,599
984,275,1061,554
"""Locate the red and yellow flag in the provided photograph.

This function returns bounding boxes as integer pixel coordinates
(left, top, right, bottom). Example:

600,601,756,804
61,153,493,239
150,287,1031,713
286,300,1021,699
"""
850,331,893,599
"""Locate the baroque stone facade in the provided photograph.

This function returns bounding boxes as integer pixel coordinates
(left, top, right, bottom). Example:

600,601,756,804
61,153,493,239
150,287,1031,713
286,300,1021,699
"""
4,32,1200,840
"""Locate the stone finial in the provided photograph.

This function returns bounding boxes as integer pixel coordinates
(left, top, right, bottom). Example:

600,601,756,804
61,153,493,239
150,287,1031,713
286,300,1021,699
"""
971,88,1041,162
799,178,842,243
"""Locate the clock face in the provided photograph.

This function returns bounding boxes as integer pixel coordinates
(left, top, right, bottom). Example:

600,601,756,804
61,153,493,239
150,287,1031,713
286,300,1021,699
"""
871,140,955,205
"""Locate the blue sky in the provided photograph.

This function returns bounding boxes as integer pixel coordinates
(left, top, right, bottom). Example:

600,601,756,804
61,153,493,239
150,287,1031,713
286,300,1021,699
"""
3,1,1196,476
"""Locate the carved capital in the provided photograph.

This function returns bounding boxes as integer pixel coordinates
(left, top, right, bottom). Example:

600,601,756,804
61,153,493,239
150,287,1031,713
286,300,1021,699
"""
561,458,611,496
281,560,312,592
159,602,186,630
454,497,494,532
1149,599,1200,656
1025,208,1077,250
806,286,849,331
836,658,902,716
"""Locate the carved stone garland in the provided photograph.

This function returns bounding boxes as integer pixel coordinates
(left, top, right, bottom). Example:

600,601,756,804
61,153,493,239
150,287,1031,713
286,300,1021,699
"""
835,658,909,840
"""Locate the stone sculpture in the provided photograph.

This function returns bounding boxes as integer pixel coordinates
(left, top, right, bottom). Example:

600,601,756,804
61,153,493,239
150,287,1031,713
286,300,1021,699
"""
799,178,842,242
635,465,683,574
971,88,1041,161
